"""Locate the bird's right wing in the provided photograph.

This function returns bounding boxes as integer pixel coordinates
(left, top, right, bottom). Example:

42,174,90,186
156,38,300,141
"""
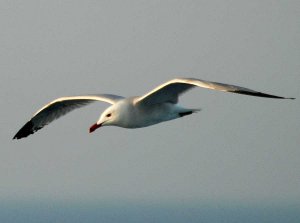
135,78,295,106
13,94,124,139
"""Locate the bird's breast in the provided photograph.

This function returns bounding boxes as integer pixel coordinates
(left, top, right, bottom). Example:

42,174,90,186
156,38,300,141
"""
119,103,177,128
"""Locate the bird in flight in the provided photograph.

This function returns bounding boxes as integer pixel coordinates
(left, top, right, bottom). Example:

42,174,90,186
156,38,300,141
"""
13,78,294,139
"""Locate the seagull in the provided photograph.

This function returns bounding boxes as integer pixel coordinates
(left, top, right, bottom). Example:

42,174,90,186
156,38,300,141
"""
13,78,294,139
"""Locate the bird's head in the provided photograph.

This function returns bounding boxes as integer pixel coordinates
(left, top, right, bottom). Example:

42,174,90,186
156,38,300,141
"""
89,105,119,133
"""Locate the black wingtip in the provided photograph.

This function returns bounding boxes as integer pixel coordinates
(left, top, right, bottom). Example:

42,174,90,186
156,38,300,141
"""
279,96,295,100
232,90,295,100
13,120,36,140
278,96,295,100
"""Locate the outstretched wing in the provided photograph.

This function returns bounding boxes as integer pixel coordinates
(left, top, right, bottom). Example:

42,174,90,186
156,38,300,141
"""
13,94,124,139
135,78,294,105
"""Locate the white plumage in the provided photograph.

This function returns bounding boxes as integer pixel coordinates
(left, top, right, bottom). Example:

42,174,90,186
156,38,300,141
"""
13,78,294,139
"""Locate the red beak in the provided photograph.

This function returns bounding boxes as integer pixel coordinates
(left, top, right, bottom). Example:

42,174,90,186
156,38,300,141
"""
89,123,102,133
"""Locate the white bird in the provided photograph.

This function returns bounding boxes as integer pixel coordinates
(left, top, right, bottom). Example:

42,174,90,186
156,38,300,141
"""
13,78,294,139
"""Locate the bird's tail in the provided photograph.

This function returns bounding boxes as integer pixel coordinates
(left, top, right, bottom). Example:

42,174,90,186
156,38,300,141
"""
178,108,201,117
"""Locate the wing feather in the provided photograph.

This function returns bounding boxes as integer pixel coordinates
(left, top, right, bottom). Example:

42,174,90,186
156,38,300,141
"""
135,78,294,105
13,94,124,139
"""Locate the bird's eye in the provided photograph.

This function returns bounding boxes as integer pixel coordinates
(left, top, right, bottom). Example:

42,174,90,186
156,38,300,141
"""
106,113,111,117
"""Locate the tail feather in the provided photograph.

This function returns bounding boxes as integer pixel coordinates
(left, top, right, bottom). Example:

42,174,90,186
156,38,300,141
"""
179,108,201,117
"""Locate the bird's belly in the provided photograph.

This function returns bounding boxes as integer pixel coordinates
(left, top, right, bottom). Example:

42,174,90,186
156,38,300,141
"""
122,104,178,128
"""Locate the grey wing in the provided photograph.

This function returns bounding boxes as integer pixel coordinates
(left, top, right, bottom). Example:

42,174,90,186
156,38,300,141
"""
135,78,295,106
13,94,124,139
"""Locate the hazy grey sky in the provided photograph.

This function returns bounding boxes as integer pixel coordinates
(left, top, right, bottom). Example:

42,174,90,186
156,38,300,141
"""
1,0,299,204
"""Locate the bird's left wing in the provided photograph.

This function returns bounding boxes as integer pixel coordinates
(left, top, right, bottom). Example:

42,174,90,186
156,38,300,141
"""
13,94,124,139
135,78,294,106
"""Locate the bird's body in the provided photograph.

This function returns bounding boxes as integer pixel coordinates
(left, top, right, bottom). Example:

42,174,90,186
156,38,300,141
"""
91,97,199,130
13,78,294,139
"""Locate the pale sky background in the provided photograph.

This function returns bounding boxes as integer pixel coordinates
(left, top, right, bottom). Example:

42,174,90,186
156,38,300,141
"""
1,0,299,205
